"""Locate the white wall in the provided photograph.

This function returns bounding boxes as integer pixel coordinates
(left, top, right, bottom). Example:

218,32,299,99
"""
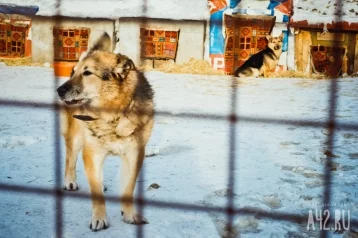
203,19,210,62
117,18,206,66
31,17,206,66
31,16,114,63
287,28,295,70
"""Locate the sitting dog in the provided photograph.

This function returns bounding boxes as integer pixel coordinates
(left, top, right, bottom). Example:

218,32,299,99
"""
234,33,284,78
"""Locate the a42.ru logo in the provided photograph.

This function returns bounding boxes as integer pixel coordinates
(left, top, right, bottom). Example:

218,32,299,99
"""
307,209,350,232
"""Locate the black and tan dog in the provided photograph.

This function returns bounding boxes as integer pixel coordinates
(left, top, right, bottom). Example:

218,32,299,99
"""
57,33,154,231
234,33,284,78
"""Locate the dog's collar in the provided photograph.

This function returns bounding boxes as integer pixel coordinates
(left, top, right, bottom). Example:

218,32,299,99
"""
73,115,98,121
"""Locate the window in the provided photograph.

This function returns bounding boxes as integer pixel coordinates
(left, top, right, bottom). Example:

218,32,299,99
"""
0,23,26,57
140,28,179,60
53,28,90,61
239,37,251,50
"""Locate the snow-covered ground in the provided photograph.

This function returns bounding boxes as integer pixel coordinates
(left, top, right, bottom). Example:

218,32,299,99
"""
0,65,357,238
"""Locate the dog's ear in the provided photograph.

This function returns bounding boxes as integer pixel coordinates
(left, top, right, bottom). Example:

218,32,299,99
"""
78,50,89,61
266,34,272,42
279,33,284,40
91,32,112,52
113,54,136,81
77,33,111,61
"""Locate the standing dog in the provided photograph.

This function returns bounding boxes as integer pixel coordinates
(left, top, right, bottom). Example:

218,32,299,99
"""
57,33,154,231
234,33,284,78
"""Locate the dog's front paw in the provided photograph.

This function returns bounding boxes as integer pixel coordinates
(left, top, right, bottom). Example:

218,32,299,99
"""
63,180,79,191
89,216,108,231
122,212,148,225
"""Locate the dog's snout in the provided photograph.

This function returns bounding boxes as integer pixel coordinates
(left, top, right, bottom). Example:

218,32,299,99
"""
57,83,71,97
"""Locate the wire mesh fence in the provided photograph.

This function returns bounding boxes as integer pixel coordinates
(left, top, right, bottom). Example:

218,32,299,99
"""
0,0,358,238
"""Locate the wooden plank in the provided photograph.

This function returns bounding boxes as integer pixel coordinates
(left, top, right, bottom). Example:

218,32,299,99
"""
317,32,345,41
295,31,303,71
354,34,358,74
342,47,348,76
346,34,355,75
301,30,312,72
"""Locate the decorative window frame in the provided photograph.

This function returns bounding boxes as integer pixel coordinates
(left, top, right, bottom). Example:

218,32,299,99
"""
140,28,179,60
53,27,90,61
0,22,28,57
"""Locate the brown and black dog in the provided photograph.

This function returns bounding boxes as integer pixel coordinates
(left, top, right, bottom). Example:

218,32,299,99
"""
57,33,154,231
234,33,284,78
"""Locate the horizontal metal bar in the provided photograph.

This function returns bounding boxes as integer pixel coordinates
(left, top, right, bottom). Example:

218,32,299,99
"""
0,183,357,227
0,99,357,130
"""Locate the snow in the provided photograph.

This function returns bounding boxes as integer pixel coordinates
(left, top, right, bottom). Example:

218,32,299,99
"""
0,0,210,21
235,0,270,12
1,65,358,237
292,0,358,25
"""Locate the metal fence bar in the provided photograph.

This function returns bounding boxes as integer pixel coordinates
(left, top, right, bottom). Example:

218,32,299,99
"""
0,0,356,237
54,95,63,238
137,0,148,237
320,0,343,237
1,99,358,130
226,76,239,233
54,0,63,237
2,182,357,227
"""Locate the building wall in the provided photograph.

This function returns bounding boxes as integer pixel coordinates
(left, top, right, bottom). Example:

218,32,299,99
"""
203,19,210,62
117,18,206,66
31,16,114,63
287,28,295,70
272,23,288,71
30,17,205,65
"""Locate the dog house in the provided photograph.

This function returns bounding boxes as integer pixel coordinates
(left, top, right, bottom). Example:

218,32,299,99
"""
290,0,358,77
223,14,275,74
208,0,291,74
291,28,358,77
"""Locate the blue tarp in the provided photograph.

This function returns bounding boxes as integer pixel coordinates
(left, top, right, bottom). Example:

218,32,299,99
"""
209,7,227,54
209,0,238,55
282,30,288,52
230,0,240,9
0,4,39,15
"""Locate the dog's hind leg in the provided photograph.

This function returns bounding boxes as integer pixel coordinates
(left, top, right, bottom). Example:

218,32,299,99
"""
62,110,83,191
83,146,108,231
120,144,148,224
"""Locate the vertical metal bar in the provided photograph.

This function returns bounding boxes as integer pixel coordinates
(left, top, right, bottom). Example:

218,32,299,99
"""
320,0,342,237
137,0,148,237
54,0,63,237
226,76,238,233
54,80,63,238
